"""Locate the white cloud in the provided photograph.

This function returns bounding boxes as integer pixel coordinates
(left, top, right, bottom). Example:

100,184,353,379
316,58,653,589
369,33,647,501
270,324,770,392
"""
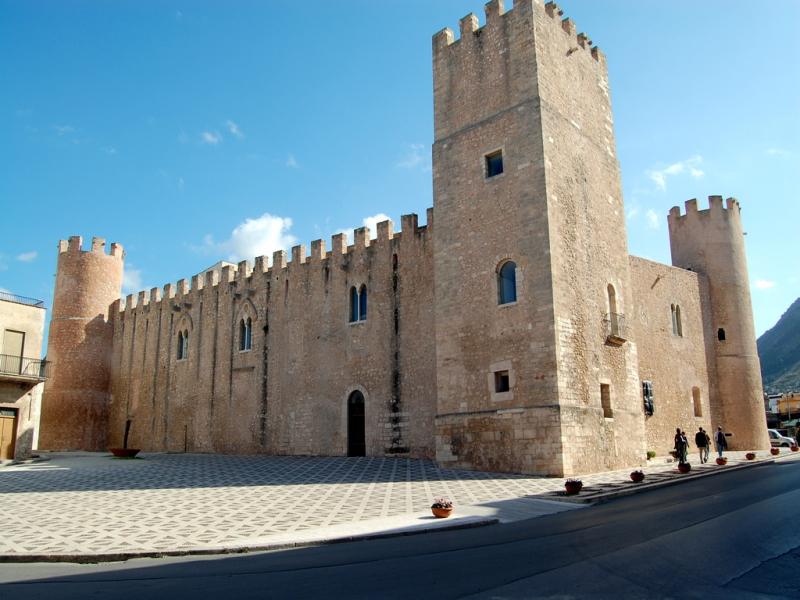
122,266,143,294
178,177,185,191
16,251,37,262
103,146,117,155
362,213,391,239
200,131,222,145
645,209,660,230
54,125,75,136
647,155,704,191
200,213,297,262
226,120,244,139
286,154,298,168
766,147,789,157
626,207,640,221
396,143,428,169
755,279,776,290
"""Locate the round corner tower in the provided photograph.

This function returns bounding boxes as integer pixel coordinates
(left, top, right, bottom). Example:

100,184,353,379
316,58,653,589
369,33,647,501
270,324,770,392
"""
667,196,769,451
39,235,124,451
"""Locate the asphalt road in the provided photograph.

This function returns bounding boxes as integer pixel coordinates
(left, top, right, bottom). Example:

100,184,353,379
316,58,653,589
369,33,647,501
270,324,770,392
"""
1,460,798,599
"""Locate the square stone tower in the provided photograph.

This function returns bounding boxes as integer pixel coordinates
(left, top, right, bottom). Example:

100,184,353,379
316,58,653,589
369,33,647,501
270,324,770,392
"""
432,0,645,476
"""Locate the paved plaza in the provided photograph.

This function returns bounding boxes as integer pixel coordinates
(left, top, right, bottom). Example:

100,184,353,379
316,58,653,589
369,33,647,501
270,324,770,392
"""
0,450,795,560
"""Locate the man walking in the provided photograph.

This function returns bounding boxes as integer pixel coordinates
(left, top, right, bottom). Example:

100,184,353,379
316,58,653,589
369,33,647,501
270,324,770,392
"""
714,426,727,458
695,427,709,463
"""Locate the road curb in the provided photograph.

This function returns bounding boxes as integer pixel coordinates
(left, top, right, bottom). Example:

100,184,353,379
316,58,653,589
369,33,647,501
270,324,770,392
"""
563,458,777,505
0,516,499,564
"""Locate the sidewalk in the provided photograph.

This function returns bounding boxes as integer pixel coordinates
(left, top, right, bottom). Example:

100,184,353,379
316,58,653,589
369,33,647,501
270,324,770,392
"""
0,449,796,563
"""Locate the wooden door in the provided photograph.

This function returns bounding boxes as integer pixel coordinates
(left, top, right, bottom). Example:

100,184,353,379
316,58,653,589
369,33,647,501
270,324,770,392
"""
0,409,17,460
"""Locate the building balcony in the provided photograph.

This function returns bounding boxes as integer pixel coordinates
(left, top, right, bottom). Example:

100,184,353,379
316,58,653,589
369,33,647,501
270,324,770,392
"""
604,313,628,346
0,354,50,383
0,291,45,308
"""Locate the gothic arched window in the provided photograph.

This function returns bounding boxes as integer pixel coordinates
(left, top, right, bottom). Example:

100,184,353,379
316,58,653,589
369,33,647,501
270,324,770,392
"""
497,260,517,305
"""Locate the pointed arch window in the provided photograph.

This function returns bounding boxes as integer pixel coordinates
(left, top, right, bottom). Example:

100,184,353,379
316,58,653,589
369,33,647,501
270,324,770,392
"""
358,284,367,321
671,304,683,337
177,329,189,360
349,286,359,323
239,317,252,351
349,285,367,322
497,260,517,305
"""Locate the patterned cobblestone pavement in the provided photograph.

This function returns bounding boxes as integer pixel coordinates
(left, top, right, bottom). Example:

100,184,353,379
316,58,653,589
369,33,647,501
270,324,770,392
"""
0,450,794,557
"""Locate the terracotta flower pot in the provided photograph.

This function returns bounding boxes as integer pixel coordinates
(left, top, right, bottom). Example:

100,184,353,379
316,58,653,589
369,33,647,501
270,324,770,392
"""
678,463,691,474
791,445,799,452
109,448,141,458
431,507,453,518
564,481,583,495
630,471,645,483
771,448,780,456
716,457,727,466
745,452,756,460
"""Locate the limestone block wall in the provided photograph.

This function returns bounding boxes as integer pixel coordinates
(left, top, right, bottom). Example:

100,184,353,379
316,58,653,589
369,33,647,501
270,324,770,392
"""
107,215,436,458
628,256,714,455
432,0,564,475
535,1,644,473
668,197,770,450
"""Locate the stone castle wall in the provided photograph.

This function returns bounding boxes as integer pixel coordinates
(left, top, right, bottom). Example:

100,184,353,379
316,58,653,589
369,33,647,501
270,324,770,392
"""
107,214,436,458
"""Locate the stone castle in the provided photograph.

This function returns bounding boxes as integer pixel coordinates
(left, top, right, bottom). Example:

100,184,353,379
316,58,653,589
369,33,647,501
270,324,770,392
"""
38,0,769,476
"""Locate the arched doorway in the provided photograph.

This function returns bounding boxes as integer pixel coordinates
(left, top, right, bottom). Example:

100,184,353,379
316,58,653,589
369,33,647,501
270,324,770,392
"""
347,390,365,457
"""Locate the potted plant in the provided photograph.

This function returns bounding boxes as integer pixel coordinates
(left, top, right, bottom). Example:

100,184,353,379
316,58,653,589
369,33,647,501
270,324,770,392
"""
109,419,141,459
745,452,756,460
630,470,645,483
564,478,583,495
791,445,799,452
716,457,728,465
770,448,780,456
431,498,454,518
646,450,656,460
678,462,691,474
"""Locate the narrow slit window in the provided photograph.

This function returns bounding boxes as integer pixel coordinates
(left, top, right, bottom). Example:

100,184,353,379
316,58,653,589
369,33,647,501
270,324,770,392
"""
692,387,702,417
177,331,184,360
485,150,503,178
359,284,367,321
601,383,613,418
349,286,359,323
717,328,726,342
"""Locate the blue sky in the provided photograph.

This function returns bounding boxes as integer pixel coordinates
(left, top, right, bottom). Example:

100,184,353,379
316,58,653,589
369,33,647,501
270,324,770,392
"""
1,0,798,354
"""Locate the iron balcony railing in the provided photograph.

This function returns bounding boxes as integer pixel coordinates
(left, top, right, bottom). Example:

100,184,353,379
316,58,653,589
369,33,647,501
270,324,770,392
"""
0,291,45,308
603,312,628,345
0,354,50,380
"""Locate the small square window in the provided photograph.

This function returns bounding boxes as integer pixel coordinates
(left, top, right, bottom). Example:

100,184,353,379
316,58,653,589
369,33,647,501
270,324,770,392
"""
494,370,510,393
485,150,503,178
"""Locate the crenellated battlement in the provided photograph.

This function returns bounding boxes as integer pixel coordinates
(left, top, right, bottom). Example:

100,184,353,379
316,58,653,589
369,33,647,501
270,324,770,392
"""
117,210,433,314
668,196,742,222
433,0,604,64
57,235,124,259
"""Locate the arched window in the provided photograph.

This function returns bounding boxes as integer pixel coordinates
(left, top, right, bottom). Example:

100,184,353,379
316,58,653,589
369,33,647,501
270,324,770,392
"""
497,261,517,305
717,328,726,342
359,284,367,321
607,284,620,336
349,286,359,323
671,304,682,336
177,329,189,360
239,317,252,351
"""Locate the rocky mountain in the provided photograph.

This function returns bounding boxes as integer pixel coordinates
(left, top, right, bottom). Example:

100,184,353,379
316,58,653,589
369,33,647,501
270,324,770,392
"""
758,297,800,393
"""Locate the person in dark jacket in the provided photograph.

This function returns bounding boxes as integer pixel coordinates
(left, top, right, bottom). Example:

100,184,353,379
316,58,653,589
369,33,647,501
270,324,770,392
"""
714,426,728,458
695,427,709,463
675,427,689,464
